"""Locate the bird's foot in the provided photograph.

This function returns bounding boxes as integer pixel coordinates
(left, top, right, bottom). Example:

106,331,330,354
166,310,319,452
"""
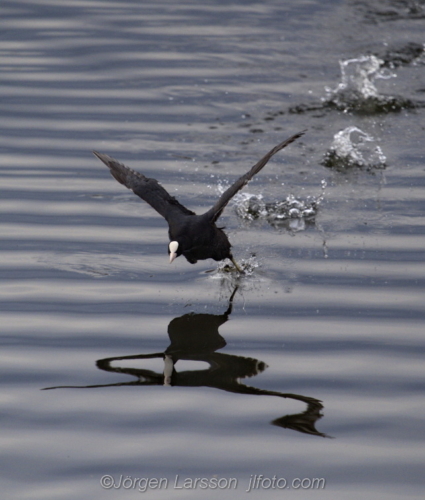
230,257,245,275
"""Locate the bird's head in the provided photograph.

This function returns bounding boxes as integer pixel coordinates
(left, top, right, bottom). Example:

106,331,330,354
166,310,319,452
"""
168,241,181,264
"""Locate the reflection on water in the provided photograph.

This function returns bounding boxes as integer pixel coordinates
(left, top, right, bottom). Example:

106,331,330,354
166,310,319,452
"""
44,287,327,438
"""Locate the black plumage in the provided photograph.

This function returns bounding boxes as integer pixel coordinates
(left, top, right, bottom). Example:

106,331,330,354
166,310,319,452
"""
93,131,304,272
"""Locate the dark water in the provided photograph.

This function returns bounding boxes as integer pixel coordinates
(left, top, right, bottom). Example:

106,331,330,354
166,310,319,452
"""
1,1,425,499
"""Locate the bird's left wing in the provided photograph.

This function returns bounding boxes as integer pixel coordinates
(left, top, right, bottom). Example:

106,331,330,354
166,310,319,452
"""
204,131,305,222
93,152,195,221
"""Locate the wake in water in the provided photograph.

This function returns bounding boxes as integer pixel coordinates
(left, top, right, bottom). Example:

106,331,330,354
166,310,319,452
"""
322,126,387,171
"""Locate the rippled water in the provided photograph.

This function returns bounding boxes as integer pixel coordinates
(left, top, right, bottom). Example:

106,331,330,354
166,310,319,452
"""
1,1,425,499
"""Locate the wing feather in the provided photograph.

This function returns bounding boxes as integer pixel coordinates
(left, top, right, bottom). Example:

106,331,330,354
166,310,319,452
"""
204,131,305,222
93,152,195,221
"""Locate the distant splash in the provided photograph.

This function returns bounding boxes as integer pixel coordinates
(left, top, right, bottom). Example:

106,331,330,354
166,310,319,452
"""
323,55,415,114
232,180,326,231
322,126,386,171
330,55,394,99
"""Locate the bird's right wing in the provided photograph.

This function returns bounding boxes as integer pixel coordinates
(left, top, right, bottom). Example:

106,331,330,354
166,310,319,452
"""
204,131,305,222
93,152,195,221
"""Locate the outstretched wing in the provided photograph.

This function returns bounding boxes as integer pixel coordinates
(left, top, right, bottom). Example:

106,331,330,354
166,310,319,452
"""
204,131,305,222
93,152,195,221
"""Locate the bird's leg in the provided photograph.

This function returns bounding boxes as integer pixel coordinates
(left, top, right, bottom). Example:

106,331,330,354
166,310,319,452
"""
230,256,245,274
223,285,239,316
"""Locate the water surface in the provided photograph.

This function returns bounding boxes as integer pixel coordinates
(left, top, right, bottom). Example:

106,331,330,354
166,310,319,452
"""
1,1,425,499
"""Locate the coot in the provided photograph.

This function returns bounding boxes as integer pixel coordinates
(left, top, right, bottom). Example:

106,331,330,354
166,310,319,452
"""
93,131,304,272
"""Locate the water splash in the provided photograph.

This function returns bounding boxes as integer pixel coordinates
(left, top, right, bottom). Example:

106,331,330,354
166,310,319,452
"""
216,180,230,196
222,255,259,274
322,127,386,171
324,55,414,113
233,180,326,231
208,255,260,278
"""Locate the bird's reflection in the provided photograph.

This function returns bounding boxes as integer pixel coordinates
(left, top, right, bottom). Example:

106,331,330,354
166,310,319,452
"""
44,287,327,437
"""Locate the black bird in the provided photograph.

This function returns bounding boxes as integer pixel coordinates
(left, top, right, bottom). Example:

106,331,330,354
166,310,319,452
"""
93,131,304,272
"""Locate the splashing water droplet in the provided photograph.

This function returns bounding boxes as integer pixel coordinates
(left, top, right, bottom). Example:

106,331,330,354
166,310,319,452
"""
213,255,260,277
323,55,413,114
322,126,386,170
233,185,324,231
